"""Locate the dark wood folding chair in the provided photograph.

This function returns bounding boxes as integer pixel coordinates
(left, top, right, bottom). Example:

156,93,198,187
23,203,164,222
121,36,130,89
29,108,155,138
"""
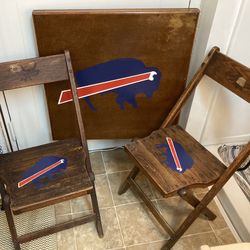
118,47,250,249
0,51,103,250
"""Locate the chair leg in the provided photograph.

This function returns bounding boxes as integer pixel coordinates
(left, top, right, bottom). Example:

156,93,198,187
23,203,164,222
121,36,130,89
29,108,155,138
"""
161,200,216,250
0,182,6,210
118,166,139,195
4,195,21,250
90,186,104,238
178,189,216,221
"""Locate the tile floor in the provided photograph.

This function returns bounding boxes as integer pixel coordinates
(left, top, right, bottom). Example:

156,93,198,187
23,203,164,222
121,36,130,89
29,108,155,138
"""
55,149,236,250
1,149,237,250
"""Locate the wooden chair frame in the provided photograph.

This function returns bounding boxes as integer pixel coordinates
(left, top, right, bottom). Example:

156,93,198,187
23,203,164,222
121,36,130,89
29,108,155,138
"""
118,47,250,249
0,51,103,249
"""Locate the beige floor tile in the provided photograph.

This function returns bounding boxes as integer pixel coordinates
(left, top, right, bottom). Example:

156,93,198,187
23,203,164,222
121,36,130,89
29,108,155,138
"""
126,240,165,250
157,197,213,236
55,200,71,216
90,152,106,175
95,174,114,208
214,228,237,245
102,149,134,173
108,171,155,205
50,150,230,250
72,211,91,219
151,185,165,199
71,196,92,214
207,201,228,230
71,174,113,213
195,194,228,231
191,187,209,195
56,214,73,224
57,228,76,250
116,202,167,246
172,232,220,250
75,207,123,250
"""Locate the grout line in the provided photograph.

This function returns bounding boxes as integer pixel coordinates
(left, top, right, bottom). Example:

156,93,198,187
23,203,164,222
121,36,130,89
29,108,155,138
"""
106,169,131,175
122,230,223,249
69,196,78,250
101,151,126,249
207,216,219,242
146,177,165,218
94,172,107,177
181,229,214,238
54,191,210,216
124,238,166,248
214,231,223,245
55,195,187,217
109,247,126,250
197,194,233,244
56,201,142,218
208,221,230,245
54,205,59,250
215,226,233,231
94,167,131,176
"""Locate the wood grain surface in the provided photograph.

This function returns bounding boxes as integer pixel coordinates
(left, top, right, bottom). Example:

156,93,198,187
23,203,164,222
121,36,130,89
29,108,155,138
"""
205,51,250,103
1,139,92,214
33,9,199,139
0,54,67,91
125,125,226,197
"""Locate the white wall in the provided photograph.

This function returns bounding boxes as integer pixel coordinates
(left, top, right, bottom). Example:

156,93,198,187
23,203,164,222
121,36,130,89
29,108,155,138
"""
186,0,244,141
179,0,218,126
186,0,250,241
0,0,202,150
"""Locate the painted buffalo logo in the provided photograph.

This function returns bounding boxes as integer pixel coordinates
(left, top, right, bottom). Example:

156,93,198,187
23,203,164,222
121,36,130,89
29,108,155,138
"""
18,156,68,189
156,137,193,174
58,58,161,110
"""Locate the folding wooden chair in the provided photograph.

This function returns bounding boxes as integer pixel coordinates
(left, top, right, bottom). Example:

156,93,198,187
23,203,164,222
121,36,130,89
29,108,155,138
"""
0,51,103,250
118,47,250,249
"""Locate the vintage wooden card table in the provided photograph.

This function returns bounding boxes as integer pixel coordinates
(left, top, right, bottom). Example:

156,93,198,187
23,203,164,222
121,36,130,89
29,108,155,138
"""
33,8,199,140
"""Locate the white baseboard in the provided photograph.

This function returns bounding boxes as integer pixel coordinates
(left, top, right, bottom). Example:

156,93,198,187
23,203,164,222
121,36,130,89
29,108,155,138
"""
214,195,242,242
87,139,131,151
202,134,250,147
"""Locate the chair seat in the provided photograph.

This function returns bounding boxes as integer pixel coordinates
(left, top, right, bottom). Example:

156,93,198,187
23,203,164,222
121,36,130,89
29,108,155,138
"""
125,125,226,197
0,139,92,214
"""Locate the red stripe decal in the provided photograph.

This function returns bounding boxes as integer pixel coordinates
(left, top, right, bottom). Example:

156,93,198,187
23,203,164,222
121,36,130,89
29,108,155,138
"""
58,71,157,104
166,137,183,172
18,159,64,188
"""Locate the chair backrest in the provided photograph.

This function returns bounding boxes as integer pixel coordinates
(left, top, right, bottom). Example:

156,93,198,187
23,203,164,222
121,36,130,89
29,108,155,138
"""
0,54,68,90
0,51,92,175
205,49,250,103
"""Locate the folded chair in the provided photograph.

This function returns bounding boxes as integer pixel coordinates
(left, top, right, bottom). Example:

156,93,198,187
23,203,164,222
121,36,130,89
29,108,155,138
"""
118,47,250,249
0,51,103,250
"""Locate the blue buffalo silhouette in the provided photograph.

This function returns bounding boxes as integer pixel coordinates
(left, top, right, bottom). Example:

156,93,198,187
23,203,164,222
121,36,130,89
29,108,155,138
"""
75,58,161,111
156,140,193,174
19,156,68,189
